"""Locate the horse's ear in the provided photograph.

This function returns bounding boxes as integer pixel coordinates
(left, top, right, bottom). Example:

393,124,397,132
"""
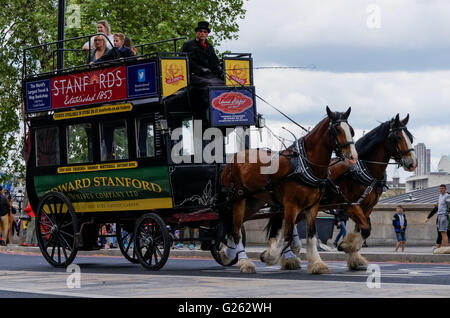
344,107,351,119
395,113,400,124
326,106,335,119
401,114,410,126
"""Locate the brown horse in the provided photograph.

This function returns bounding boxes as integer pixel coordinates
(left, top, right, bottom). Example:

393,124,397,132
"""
265,114,416,271
218,106,358,273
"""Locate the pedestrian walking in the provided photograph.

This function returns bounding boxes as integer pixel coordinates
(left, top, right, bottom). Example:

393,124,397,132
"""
22,203,37,246
393,205,407,252
333,209,348,248
425,184,450,248
0,187,10,246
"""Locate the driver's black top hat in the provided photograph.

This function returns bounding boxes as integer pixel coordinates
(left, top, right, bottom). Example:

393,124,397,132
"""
195,21,211,33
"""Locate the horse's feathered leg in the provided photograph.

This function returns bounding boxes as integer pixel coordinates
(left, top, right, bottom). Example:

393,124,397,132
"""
280,203,301,270
260,215,302,266
305,206,329,274
291,222,302,257
219,198,256,273
338,205,368,271
260,216,283,265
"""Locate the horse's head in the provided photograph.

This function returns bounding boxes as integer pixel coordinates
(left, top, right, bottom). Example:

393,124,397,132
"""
326,106,358,165
387,114,417,172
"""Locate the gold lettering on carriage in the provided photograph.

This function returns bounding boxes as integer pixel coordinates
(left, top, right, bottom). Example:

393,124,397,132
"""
50,177,163,193
57,160,137,173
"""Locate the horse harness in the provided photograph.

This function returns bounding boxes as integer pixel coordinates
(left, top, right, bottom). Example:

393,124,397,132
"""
344,160,386,205
223,115,355,207
224,138,334,207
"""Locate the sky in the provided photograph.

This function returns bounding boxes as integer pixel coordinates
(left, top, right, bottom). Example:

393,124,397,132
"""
218,0,450,182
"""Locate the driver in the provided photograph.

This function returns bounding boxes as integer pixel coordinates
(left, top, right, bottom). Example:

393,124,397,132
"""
181,21,224,86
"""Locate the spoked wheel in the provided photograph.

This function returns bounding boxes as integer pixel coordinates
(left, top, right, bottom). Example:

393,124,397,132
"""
116,222,139,264
134,213,170,271
35,191,78,267
210,226,246,266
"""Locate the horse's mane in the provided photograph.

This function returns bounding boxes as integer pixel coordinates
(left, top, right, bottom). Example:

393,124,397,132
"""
355,121,391,159
286,111,349,150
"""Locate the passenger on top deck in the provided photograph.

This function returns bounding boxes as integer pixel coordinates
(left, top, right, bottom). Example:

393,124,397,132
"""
92,33,136,65
181,21,224,87
124,36,137,56
82,20,114,51
86,34,110,64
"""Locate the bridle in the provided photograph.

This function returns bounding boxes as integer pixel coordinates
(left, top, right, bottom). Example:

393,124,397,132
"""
362,123,414,168
329,117,355,161
387,124,415,168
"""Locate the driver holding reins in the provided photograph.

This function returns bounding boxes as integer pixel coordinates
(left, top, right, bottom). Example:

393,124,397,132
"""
181,21,224,85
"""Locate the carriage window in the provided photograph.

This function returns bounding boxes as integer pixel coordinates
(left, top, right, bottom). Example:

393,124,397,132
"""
35,127,60,167
100,120,128,161
136,118,155,158
67,123,93,164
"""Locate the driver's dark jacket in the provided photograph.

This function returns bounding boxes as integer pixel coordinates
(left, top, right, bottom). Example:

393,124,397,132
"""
181,39,220,75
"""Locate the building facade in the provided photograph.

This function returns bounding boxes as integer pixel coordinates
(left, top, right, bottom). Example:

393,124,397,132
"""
413,143,430,176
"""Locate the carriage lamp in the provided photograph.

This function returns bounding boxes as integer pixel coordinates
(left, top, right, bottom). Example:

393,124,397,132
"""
257,114,265,128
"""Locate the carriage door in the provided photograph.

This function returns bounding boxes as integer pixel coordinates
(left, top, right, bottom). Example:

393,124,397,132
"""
167,114,221,209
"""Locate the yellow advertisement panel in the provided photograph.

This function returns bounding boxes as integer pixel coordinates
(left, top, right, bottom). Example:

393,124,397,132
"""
161,59,188,96
72,197,173,212
225,59,251,87
53,103,132,121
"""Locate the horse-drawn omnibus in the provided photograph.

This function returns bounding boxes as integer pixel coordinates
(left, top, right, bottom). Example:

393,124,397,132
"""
22,34,262,270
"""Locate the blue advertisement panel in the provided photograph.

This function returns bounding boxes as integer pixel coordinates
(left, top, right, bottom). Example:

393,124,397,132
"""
126,62,158,98
210,87,256,127
25,79,52,112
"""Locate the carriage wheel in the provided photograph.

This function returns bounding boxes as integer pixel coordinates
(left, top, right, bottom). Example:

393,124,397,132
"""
134,213,170,271
116,222,139,264
210,226,246,266
35,191,78,267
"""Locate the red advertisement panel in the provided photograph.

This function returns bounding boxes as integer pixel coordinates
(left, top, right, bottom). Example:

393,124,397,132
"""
51,66,127,109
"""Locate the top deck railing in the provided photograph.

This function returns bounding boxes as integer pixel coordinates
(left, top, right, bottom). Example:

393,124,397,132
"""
22,34,188,79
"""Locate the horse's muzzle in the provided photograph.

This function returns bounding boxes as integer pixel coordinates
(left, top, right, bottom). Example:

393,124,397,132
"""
402,156,417,172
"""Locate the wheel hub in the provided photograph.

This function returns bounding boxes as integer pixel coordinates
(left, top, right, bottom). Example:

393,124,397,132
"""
50,224,58,234
143,235,153,246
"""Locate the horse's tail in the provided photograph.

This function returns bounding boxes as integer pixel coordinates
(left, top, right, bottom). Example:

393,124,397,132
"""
265,215,283,240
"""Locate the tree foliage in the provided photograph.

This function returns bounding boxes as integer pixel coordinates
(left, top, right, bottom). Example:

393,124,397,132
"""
0,0,247,184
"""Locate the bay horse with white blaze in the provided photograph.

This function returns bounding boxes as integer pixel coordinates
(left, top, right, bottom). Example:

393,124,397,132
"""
218,106,358,274
265,114,416,271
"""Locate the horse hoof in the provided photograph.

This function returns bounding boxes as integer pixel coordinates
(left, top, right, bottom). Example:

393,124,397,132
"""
238,259,256,274
219,247,232,265
281,256,301,270
259,250,267,263
260,249,280,266
307,261,329,275
347,252,368,271
349,264,368,271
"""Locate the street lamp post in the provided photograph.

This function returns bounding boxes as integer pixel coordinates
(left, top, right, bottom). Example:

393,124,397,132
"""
57,0,66,71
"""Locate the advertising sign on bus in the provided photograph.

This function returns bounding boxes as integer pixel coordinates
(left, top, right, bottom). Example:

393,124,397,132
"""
209,86,256,127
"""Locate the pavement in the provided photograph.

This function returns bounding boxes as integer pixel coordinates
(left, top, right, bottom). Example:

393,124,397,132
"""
1,243,450,264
